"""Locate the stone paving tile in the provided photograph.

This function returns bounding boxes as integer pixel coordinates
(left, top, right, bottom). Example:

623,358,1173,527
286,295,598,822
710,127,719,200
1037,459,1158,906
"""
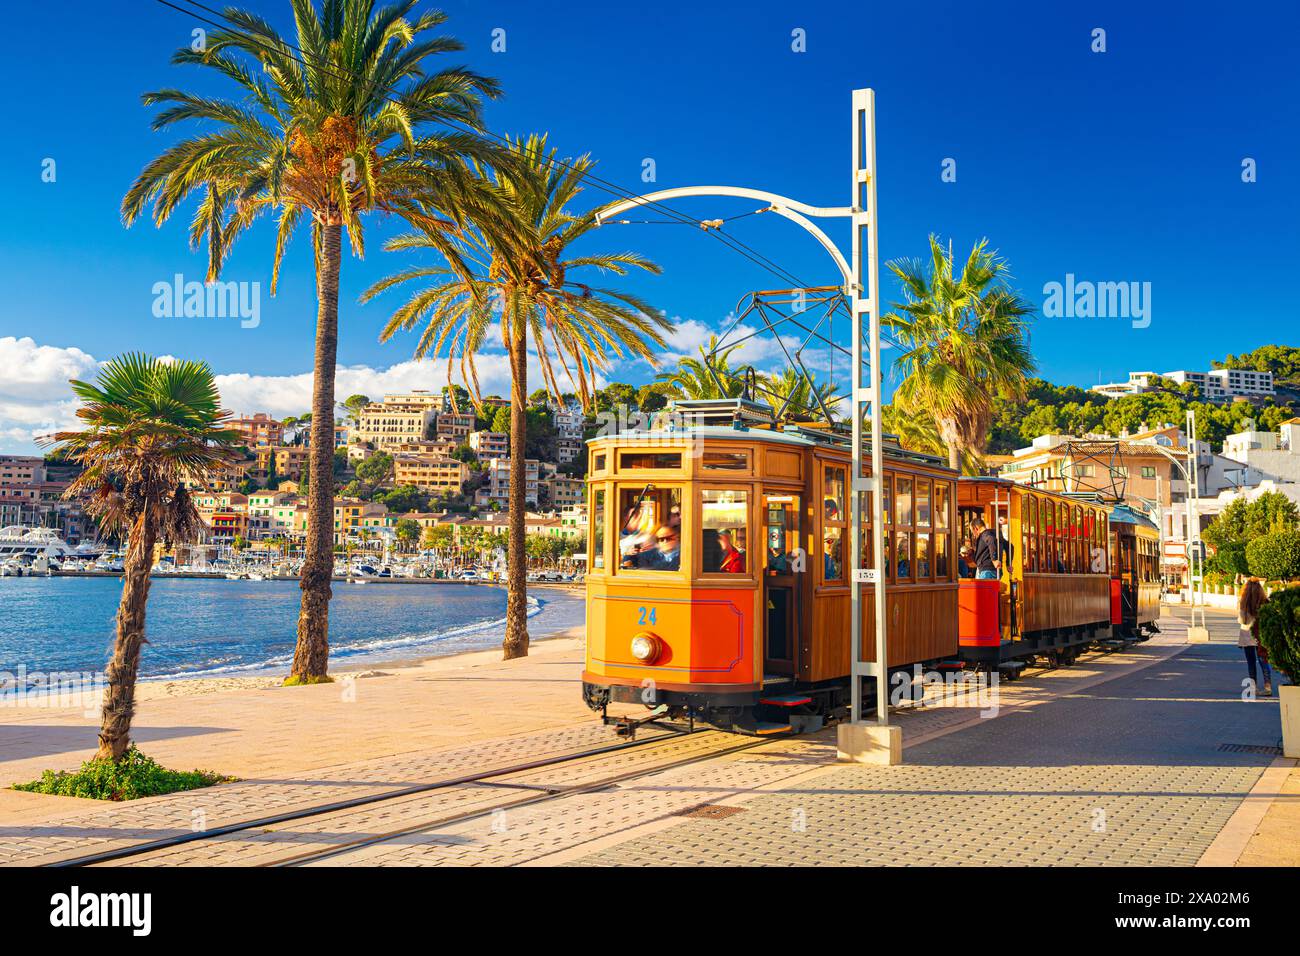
571,639,1281,867
0,721,655,866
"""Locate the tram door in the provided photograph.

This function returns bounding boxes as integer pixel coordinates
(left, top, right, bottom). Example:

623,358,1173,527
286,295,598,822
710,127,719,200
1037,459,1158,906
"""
762,494,800,675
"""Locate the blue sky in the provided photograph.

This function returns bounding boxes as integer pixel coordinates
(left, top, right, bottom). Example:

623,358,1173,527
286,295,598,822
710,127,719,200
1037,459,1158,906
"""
1,0,1297,452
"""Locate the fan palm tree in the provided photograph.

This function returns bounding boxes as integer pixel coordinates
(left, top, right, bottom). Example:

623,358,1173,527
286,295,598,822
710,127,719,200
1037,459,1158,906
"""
880,403,983,475
122,0,503,683
47,355,241,761
655,335,746,400
363,134,669,658
882,235,1035,471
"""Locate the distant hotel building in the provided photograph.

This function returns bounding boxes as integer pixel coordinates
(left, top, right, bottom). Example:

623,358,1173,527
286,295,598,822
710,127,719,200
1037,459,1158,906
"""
1090,368,1274,402
353,402,435,450
229,412,283,447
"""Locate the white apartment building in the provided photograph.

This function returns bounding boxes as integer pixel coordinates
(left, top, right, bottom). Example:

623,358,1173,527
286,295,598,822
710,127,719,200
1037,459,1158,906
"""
469,430,509,459
1220,420,1300,486
1090,368,1275,402
551,401,585,463
486,456,540,507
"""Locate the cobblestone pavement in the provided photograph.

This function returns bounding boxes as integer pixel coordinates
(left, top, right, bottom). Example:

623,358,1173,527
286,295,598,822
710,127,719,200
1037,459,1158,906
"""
571,640,1284,866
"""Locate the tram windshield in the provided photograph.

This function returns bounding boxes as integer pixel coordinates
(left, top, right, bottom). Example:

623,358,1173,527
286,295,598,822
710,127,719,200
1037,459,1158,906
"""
618,485,682,572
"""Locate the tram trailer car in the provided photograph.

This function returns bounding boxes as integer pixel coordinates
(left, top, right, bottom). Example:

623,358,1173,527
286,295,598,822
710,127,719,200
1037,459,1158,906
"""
581,399,961,735
1107,504,1162,641
956,479,1114,671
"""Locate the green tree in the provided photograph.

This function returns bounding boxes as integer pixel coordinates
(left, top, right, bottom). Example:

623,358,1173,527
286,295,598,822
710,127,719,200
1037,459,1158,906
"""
122,0,502,684
364,134,668,659
883,236,1035,470
395,517,420,551
355,451,394,486
490,405,512,433
1246,530,1300,582
656,336,746,400
48,355,241,761
1258,586,1300,680
1203,492,1300,551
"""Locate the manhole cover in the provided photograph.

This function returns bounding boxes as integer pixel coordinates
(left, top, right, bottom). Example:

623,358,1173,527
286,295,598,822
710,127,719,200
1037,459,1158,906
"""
673,803,746,819
1218,743,1283,755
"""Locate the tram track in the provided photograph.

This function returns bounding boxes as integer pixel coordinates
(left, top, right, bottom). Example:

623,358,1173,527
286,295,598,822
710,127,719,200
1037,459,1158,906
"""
53,726,777,868
46,725,690,868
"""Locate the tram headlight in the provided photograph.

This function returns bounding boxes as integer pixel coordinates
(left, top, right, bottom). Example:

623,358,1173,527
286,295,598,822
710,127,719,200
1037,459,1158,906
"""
630,632,661,662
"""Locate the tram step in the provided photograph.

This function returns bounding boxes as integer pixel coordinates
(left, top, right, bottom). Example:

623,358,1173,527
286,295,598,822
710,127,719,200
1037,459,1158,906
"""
754,721,793,735
759,694,813,707
996,660,1026,675
933,659,966,672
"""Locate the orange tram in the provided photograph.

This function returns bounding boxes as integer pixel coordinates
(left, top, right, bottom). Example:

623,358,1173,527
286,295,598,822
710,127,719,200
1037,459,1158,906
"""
581,400,1160,735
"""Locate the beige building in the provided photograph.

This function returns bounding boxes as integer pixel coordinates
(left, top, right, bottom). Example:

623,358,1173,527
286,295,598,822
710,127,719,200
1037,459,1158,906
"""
393,455,469,495
354,402,435,450
435,412,475,443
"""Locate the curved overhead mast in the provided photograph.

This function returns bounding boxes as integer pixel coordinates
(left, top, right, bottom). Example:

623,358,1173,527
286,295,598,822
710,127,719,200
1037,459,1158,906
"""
594,185,855,291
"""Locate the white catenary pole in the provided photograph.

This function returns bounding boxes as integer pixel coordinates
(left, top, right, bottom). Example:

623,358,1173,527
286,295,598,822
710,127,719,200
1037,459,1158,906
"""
591,89,897,763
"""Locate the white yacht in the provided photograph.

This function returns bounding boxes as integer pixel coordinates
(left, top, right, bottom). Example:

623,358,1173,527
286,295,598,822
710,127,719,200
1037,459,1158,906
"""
0,526,78,575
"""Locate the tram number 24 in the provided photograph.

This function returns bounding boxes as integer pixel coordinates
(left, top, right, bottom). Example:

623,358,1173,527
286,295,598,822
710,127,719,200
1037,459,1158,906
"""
636,606,657,626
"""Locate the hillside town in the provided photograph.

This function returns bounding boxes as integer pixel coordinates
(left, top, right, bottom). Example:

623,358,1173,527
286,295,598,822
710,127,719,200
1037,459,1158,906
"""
5,360,1300,588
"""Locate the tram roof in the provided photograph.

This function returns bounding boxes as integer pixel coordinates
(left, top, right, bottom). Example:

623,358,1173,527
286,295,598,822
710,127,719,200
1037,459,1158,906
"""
587,424,949,468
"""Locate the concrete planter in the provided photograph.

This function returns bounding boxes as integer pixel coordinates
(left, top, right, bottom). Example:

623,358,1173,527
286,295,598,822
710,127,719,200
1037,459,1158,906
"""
1281,685,1300,759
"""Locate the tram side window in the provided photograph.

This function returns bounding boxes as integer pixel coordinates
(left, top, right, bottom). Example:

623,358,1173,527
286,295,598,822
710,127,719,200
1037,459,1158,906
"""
592,489,606,569
821,465,846,583
1055,504,1066,572
856,490,873,571
934,481,951,580
915,479,932,579
701,489,749,574
1029,496,1040,572
895,478,914,580
618,486,682,572
1073,506,1083,573
1042,499,1056,572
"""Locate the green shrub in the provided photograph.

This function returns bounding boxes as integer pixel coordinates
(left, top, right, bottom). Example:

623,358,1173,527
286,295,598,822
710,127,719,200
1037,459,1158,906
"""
11,748,230,801
1246,530,1300,583
1258,586,1300,681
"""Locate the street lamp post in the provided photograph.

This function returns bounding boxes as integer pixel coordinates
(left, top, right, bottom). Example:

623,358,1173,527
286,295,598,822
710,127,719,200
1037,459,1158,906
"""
593,88,897,763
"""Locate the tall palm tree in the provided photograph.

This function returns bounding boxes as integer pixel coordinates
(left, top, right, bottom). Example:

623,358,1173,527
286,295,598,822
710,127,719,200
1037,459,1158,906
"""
882,235,1035,471
122,0,502,683
47,355,241,761
880,403,982,475
364,134,668,658
655,335,745,400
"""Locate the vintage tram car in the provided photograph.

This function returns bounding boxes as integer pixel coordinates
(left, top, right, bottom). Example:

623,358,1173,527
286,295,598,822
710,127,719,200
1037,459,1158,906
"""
956,478,1115,671
581,399,961,735
1107,503,1162,641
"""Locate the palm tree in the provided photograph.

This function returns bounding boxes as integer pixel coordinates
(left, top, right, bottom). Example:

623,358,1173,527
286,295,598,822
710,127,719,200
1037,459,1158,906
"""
761,367,842,422
122,0,502,683
47,355,241,761
882,235,1035,471
880,403,982,475
656,335,745,400
363,134,668,658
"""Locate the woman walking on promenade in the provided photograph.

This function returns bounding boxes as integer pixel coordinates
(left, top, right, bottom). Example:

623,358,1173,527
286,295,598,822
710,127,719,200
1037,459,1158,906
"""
1238,579,1273,697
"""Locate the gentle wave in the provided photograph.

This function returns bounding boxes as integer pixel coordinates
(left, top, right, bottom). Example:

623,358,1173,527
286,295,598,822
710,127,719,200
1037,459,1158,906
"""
142,594,545,681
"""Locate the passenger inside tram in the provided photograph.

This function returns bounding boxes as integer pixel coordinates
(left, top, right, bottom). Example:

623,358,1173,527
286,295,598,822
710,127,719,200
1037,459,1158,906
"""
618,486,682,571
715,530,746,573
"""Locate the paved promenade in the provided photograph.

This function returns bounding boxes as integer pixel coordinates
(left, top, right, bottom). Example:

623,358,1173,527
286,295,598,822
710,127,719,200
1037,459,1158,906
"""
1,609,1293,867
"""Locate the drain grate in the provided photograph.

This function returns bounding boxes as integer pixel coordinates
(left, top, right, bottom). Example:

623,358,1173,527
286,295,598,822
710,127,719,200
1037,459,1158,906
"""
673,803,746,819
1218,743,1283,755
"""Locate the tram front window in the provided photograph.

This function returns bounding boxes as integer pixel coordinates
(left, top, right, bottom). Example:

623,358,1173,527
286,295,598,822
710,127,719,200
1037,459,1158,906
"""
702,489,748,574
618,486,682,571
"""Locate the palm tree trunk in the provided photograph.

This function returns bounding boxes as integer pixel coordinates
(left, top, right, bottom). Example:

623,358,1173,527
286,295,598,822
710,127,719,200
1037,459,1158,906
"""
948,444,961,473
97,512,158,761
503,326,530,660
290,221,341,681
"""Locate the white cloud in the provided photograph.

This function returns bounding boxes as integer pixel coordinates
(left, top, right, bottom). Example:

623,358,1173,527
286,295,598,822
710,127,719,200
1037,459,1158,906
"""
0,337,100,452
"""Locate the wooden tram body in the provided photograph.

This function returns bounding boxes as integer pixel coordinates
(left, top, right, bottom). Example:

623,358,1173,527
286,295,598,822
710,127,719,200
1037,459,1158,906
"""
1107,504,1162,640
956,479,1114,668
581,401,960,734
